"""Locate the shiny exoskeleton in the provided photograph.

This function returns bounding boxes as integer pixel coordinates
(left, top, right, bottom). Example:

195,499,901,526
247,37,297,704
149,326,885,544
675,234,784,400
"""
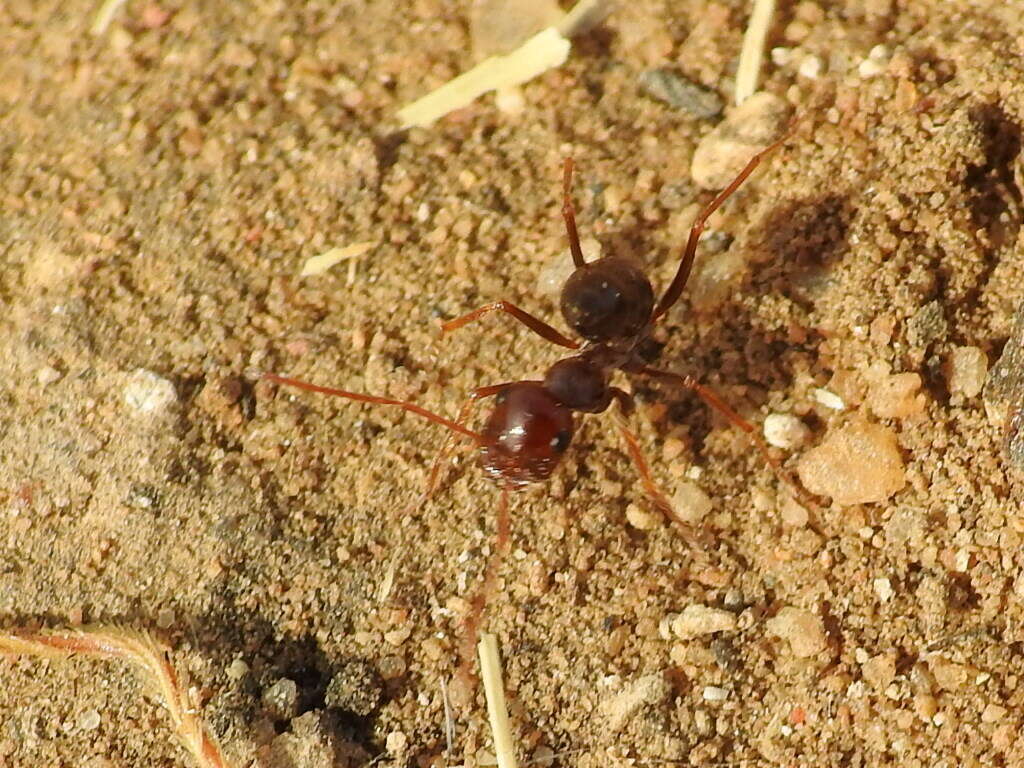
265,135,809,519
264,136,818,683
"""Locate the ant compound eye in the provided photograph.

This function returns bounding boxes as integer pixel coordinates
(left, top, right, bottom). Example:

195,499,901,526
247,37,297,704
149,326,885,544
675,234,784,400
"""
550,429,572,453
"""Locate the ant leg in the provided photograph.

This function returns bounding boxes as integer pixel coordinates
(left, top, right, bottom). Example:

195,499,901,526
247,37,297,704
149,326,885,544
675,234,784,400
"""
456,487,512,692
442,301,579,349
652,129,793,321
562,157,587,268
634,365,826,523
422,383,511,501
262,373,484,443
607,388,710,549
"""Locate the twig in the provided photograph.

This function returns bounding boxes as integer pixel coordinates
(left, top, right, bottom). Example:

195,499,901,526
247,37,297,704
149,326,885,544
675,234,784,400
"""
478,632,518,768
735,0,775,104
0,626,234,768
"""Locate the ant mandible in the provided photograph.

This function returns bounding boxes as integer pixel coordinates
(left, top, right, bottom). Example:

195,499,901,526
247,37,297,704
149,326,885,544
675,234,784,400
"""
263,132,819,676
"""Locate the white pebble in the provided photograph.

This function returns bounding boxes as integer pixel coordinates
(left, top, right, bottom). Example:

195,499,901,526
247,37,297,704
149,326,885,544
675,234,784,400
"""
770,47,792,66
386,731,408,754
671,481,712,525
763,413,810,449
702,686,729,701
78,709,101,731
124,368,177,415
226,658,250,681
811,387,845,410
858,59,884,78
873,577,894,602
626,503,662,531
37,366,62,385
798,55,822,79
672,605,737,639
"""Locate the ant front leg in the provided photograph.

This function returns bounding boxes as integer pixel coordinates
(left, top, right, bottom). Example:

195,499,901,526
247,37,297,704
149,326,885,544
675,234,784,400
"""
607,388,710,549
652,130,793,320
441,301,579,350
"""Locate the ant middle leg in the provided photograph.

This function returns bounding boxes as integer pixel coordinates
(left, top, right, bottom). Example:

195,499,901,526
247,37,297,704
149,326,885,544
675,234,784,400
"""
442,301,579,349
634,365,826,522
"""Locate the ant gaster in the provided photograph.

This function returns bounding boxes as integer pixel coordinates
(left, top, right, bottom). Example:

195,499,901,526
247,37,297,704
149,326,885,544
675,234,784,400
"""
263,133,820,678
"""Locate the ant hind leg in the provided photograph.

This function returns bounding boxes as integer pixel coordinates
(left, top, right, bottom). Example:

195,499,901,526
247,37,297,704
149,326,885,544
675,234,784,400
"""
608,388,712,550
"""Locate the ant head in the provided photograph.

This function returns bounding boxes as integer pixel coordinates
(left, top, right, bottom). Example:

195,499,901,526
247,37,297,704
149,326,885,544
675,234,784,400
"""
479,383,575,486
560,256,654,342
544,356,609,413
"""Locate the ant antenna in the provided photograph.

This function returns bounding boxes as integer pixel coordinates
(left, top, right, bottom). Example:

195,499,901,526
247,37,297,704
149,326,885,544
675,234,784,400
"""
562,157,587,268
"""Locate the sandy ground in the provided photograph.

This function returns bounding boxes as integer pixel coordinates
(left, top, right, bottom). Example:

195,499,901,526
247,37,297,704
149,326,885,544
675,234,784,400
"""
3,0,1024,766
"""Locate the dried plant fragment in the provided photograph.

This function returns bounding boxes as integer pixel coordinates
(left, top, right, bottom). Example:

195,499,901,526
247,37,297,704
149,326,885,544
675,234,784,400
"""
0,626,234,768
300,241,378,277
479,633,518,768
735,0,776,105
396,0,611,129
397,27,570,129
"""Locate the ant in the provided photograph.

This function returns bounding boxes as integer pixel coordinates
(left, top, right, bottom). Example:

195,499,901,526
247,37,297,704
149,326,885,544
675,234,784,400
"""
263,132,820,682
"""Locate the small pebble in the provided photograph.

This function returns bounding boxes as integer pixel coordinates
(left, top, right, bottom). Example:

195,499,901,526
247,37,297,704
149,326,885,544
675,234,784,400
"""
226,658,250,681
702,686,729,701
866,372,925,419
906,300,948,349
124,368,178,415
766,606,828,658
385,730,408,755
378,654,407,680
638,69,723,118
862,651,896,690
811,388,846,410
598,673,670,731
531,745,556,767
796,418,906,505
779,495,809,528
671,481,712,524
155,607,176,629
262,678,299,720
770,47,792,66
798,55,822,79
671,605,737,639
763,413,810,449
873,577,894,602
981,703,1007,723
690,92,792,190
78,709,101,731
946,346,987,399
626,503,662,531
325,660,383,715
37,365,62,385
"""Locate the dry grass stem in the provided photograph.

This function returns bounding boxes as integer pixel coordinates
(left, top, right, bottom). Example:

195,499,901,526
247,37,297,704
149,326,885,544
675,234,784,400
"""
735,0,775,104
478,632,518,768
0,626,235,768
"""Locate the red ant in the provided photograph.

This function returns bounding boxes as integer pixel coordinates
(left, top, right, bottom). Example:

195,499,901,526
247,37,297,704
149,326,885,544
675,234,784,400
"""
263,132,820,681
